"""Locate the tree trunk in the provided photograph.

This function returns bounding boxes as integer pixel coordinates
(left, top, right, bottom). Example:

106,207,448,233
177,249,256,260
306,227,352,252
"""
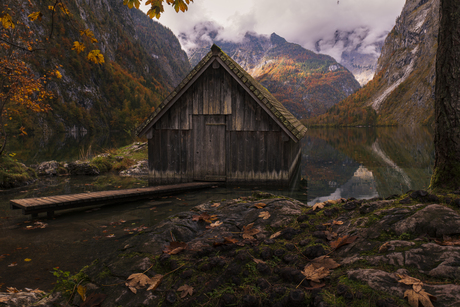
431,0,460,191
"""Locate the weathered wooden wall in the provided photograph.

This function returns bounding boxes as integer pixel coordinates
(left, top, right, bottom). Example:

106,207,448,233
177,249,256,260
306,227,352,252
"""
147,61,301,185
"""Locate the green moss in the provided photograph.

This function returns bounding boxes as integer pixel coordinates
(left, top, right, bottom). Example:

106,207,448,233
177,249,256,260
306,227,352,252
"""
0,155,37,188
90,156,113,173
51,266,90,295
97,267,112,279
430,159,460,192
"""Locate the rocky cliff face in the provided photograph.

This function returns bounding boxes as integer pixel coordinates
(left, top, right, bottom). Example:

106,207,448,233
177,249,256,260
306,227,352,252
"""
308,0,438,127
180,28,361,119
3,0,190,134
372,0,438,126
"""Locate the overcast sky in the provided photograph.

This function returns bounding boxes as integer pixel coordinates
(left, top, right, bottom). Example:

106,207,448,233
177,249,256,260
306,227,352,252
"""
141,0,406,59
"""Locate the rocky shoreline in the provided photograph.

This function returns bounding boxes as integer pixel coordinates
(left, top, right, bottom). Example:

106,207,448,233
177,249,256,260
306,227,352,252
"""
2,190,460,306
0,142,149,190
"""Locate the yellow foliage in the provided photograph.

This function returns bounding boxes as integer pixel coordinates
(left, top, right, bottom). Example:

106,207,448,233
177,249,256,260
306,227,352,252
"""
57,3,71,15
143,0,193,19
71,41,85,54
123,0,141,9
0,13,15,29
28,12,42,22
80,29,98,43
87,50,105,64
55,70,62,79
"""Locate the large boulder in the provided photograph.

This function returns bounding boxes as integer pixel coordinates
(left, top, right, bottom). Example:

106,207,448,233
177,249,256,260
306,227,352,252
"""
65,161,99,176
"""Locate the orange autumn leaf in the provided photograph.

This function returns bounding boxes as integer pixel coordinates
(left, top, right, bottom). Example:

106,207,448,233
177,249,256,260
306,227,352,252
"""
258,211,270,220
330,235,358,250
253,203,267,209
177,284,193,298
163,242,187,255
192,212,218,223
242,223,260,240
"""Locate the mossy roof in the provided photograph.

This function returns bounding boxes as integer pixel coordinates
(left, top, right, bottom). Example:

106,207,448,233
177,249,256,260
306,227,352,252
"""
137,44,307,141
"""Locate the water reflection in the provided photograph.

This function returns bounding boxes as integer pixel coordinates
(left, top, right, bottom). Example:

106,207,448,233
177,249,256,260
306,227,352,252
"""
0,126,436,291
308,165,378,205
304,126,434,202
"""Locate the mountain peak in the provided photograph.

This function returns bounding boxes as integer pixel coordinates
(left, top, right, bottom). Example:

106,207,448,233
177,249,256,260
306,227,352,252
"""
270,33,287,45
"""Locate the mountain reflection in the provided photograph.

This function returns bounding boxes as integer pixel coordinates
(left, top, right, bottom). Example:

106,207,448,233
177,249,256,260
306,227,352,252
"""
303,126,434,202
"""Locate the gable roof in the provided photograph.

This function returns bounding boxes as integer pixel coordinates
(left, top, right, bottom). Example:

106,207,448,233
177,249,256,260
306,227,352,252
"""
136,44,307,142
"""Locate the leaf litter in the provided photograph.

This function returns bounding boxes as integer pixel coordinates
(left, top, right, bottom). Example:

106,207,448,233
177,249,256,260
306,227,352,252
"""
177,284,193,298
242,223,260,240
163,242,187,255
397,274,436,307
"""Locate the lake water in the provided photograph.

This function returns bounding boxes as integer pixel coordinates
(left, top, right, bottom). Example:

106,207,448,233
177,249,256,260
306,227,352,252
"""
0,126,434,291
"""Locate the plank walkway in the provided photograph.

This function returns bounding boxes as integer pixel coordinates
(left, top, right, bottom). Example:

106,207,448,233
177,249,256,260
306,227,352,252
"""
10,182,218,218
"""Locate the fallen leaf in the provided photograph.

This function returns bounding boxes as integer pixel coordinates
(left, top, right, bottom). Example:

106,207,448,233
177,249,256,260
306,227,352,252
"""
312,202,325,211
253,258,266,264
434,238,460,246
404,289,435,307
242,223,260,240
270,231,282,239
77,285,87,301
211,203,220,207
177,284,193,298
224,237,238,244
8,262,17,267
333,220,344,225
330,235,358,250
25,288,45,294
379,242,390,253
6,287,19,293
398,274,423,287
147,274,163,291
192,212,218,223
254,203,267,209
210,221,223,227
126,273,151,294
301,264,330,283
24,221,48,230
24,258,32,262
259,211,270,220
309,256,340,270
163,242,187,255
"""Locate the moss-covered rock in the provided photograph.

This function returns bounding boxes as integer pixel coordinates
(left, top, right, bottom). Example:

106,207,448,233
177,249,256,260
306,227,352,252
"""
0,155,36,188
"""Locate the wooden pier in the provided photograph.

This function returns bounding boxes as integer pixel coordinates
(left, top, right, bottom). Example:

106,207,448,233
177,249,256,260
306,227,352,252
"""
10,182,218,218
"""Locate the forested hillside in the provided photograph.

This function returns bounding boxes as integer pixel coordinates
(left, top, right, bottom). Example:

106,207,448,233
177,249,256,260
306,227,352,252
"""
1,0,190,137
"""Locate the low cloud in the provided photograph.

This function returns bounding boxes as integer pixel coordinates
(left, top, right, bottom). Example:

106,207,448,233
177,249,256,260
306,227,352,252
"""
144,0,405,59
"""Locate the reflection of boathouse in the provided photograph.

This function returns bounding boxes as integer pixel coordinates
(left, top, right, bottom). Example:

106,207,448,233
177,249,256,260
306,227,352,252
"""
137,45,307,186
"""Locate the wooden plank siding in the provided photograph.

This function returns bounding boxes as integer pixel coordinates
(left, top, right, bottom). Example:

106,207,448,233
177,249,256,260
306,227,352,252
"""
146,59,301,186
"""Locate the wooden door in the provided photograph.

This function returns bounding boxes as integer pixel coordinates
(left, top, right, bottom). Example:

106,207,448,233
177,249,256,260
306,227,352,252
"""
193,115,226,181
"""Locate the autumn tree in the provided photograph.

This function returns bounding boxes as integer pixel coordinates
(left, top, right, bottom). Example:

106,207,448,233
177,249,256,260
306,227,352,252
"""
431,0,460,191
0,6,53,155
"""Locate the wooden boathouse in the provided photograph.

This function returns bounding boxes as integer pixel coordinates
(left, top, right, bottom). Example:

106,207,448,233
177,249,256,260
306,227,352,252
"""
136,44,307,185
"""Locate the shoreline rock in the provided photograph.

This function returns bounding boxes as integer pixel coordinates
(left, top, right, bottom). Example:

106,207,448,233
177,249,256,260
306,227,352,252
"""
3,190,460,306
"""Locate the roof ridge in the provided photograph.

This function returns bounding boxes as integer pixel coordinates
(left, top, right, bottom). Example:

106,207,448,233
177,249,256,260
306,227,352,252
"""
136,45,307,141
